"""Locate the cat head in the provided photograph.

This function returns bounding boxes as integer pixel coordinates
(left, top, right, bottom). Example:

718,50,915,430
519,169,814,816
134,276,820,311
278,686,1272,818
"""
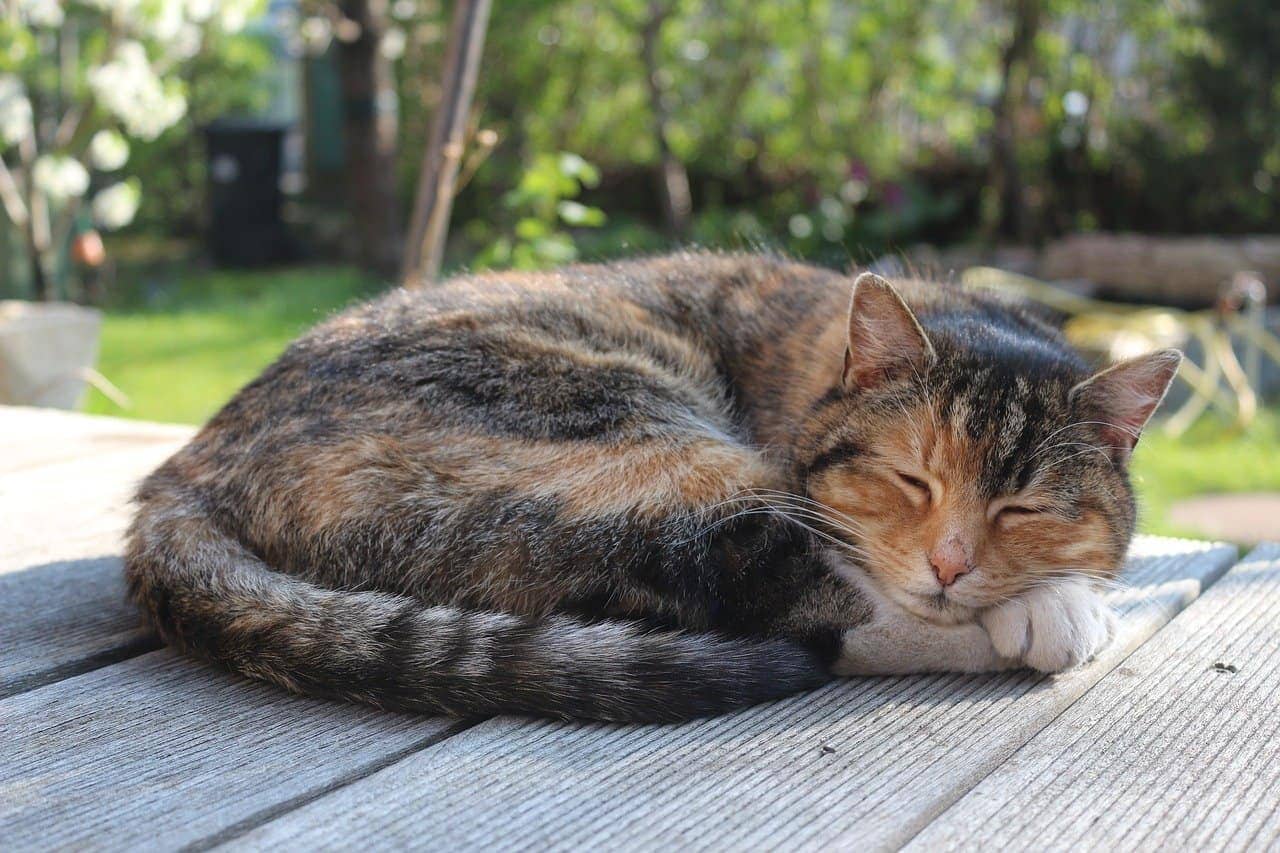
804,272,1181,624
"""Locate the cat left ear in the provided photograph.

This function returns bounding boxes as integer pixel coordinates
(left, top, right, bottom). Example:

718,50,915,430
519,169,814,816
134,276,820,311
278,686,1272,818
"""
844,272,936,390
1070,349,1183,464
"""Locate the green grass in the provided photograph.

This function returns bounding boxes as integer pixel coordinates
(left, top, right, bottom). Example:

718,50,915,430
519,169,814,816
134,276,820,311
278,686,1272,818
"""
86,266,379,424
1130,408,1280,537
86,266,1280,536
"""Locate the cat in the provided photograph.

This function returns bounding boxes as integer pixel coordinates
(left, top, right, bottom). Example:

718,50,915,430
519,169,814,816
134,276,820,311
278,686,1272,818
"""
124,252,1180,723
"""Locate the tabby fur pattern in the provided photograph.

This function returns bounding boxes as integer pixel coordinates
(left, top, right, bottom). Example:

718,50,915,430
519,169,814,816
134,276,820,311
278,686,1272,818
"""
125,252,1179,722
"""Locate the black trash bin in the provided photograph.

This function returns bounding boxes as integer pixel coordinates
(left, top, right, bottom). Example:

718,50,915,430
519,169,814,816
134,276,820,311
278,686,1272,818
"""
205,120,294,267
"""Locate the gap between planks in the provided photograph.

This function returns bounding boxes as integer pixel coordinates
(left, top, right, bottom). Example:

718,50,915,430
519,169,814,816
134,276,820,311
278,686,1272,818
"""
219,539,1239,852
902,542,1280,851
185,719,480,853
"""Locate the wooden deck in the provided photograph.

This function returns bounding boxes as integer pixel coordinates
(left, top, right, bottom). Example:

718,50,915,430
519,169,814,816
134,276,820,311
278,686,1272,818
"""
2,404,1277,851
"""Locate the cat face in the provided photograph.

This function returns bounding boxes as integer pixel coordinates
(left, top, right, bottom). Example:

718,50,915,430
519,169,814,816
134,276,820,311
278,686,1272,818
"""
805,274,1181,624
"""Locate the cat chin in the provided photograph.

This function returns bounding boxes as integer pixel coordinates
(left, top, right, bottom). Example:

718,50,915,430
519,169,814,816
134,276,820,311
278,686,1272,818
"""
892,587,976,626
824,550,976,626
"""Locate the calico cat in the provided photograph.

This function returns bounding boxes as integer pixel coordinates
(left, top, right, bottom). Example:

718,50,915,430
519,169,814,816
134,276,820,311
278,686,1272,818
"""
124,252,1180,723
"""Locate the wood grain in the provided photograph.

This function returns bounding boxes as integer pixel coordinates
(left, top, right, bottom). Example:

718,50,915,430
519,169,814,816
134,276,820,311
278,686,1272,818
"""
905,543,1280,852
0,651,460,850
0,552,158,698
1,410,189,695
1,429,190,575
0,404,192,474
226,538,1238,852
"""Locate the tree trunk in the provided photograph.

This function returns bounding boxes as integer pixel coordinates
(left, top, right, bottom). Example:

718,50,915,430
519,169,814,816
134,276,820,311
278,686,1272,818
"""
26,230,51,301
987,0,1040,244
641,1,692,237
401,0,492,285
336,0,402,280
25,164,54,301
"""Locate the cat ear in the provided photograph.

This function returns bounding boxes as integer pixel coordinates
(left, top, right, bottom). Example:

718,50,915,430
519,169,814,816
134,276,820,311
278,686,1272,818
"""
1070,349,1183,464
843,272,936,390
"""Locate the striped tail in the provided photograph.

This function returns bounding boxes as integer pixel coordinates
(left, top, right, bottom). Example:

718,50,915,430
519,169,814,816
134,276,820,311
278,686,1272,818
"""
123,492,830,723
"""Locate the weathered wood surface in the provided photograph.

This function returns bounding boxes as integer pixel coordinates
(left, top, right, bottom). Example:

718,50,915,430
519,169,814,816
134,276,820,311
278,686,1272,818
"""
907,542,1280,852
0,652,460,850
1,405,192,473
0,407,458,851
0,406,191,696
1,443,189,573
226,539,1237,852
3,406,1272,852
0,554,159,698
1,407,192,573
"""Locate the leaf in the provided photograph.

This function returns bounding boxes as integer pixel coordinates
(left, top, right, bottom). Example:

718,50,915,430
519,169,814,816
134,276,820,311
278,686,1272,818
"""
556,200,606,227
532,234,578,264
515,217,549,239
558,152,600,188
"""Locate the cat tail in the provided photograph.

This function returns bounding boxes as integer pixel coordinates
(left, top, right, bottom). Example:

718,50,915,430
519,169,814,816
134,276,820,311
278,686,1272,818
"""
123,488,831,723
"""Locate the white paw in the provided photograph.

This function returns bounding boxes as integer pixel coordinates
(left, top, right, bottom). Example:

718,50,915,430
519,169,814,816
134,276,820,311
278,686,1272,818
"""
980,580,1116,673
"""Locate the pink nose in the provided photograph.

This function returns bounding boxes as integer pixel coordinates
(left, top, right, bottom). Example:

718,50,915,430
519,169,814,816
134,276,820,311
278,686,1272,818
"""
929,539,972,587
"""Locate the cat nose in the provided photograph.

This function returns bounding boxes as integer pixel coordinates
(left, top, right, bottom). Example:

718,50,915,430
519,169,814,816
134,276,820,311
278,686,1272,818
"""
929,540,972,587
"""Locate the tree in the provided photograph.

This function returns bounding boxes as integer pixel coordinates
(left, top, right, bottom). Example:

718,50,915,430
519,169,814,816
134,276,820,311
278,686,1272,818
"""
401,0,492,285
639,0,691,236
986,0,1041,243
334,0,403,279
0,0,261,301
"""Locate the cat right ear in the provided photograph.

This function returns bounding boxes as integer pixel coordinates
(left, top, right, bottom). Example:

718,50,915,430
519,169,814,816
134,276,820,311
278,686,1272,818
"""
843,272,936,390
1069,348,1183,464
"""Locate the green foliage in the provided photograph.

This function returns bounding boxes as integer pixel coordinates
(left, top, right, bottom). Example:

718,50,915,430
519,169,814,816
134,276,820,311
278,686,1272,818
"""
467,151,606,270
29,0,1273,266
435,0,1279,259
1132,409,1280,539
88,265,378,424
128,30,274,234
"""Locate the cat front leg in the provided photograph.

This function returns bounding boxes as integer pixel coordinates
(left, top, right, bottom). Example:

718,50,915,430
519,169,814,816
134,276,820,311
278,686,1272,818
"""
979,578,1116,673
828,570,1018,675
832,608,1017,676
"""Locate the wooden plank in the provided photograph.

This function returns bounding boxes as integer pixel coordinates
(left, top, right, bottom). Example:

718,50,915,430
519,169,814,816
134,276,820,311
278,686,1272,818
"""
0,552,157,698
0,404,192,474
0,651,461,850
1,414,188,695
0,411,472,849
905,543,1280,852
1,441,187,574
226,537,1237,852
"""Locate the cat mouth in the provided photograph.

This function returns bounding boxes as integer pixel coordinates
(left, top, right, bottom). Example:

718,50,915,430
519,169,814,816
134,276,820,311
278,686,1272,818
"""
912,588,978,621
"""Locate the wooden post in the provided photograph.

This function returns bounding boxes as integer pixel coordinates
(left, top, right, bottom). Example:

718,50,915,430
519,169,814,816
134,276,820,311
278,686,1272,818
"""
401,0,492,286
337,0,403,280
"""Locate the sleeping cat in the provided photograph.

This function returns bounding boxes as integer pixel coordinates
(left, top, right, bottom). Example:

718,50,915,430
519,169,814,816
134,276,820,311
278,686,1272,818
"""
124,252,1180,722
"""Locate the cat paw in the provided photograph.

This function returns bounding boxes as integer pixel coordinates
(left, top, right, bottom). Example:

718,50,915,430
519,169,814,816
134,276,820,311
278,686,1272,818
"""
980,580,1116,673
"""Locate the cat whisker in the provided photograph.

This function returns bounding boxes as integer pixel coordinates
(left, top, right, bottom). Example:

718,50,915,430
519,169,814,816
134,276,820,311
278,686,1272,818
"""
674,500,872,562
746,498,873,545
1030,419,1140,456
698,490,869,541
744,488,871,533
1026,440,1106,461
1035,445,1114,473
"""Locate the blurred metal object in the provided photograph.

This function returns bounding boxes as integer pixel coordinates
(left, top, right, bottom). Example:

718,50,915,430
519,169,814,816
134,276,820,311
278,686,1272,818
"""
963,266,1280,436
0,300,102,409
1222,271,1267,398
205,121,294,267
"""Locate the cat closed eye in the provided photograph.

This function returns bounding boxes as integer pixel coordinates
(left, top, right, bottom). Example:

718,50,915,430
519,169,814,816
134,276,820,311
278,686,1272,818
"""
996,505,1040,522
895,472,932,500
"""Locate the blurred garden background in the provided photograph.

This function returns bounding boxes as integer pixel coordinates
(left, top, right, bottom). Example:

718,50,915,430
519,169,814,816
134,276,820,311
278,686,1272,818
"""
1,0,1278,540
